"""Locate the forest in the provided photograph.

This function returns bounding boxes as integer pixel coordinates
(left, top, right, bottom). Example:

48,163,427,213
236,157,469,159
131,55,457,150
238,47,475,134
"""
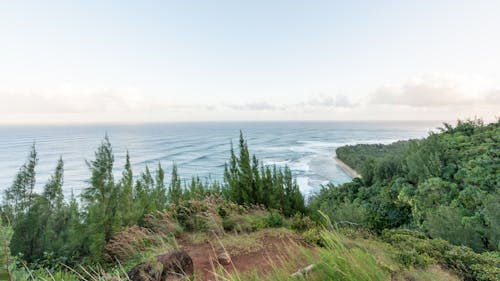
314,119,499,252
0,120,499,281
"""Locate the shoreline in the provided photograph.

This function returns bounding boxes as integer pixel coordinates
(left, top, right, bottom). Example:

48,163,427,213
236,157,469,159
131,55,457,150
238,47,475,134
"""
333,155,361,178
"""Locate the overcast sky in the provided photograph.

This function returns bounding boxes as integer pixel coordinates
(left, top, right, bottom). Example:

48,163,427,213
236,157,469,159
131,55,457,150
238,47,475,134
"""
1,0,499,124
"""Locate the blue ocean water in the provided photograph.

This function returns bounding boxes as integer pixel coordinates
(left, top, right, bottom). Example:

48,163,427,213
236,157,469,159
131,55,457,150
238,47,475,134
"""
0,121,440,197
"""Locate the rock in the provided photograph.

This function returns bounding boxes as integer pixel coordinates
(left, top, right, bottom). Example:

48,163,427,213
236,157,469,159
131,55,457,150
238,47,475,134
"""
291,264,315,278
216,252,232,265
127,249,193,281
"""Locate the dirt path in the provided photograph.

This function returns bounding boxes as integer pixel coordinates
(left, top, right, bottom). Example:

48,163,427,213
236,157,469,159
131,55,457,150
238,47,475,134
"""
180,232,309,281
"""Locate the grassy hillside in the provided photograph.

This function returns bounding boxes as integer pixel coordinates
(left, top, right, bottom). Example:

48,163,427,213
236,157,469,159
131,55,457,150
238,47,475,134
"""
1,119,499,280
2,197,468,281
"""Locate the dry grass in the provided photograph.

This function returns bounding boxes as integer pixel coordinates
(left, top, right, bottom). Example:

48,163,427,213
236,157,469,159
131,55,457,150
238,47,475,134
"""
215,228,296,255
392,265,459,281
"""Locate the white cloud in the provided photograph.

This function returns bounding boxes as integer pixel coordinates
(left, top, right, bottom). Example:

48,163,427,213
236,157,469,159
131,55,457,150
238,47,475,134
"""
227,102,277,111
484,89,500,105
302,94,356,108
0,86,216,114
225,94,358,113
370,76,469,107
370,75,500,108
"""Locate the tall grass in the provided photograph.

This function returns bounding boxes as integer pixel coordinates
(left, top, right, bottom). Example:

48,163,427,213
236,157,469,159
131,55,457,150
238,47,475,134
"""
215,229,387,281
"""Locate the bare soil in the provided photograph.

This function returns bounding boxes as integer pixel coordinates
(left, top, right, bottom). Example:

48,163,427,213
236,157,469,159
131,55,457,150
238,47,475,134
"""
180,231,310,281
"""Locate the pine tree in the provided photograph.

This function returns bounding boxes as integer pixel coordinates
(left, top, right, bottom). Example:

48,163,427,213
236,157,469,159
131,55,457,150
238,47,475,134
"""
224,141,239,202
43,157,64,211
82,135,120,258
237,131,252,204
4,143,38,220
154,163,167,209
251,155,262,204
120,151,134,226
223,132,305,216
133,166,155,225
40,158,65,259
169,163,182,205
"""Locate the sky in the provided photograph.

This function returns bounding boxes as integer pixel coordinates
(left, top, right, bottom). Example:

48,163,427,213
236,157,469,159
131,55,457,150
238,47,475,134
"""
0,0,499,124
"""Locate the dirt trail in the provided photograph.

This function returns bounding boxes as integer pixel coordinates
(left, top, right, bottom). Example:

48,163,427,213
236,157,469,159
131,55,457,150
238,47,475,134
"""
181,233,309,281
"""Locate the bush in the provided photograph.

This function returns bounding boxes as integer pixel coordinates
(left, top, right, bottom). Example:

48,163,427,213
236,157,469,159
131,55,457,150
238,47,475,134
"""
290,213,316,231
443,247,500,281
173,197,224,234
265,211,284,227
395,249,432,268
303,227,325,247
382,229,500,281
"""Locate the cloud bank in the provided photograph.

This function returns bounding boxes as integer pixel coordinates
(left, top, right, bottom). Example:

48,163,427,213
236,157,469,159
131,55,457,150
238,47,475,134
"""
0,75,498,124
370,75,500,108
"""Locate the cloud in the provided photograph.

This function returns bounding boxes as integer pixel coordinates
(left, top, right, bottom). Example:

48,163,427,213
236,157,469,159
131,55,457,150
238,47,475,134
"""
300,94,358,108
484,89,500,105
370,76,472,107
0,87,218,114
227,102,277,111
226,94,358,112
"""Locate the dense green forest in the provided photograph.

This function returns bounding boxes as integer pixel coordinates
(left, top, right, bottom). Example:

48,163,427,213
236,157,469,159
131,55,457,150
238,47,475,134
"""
313,119,499,252
336,140,411,172
0,120,499,281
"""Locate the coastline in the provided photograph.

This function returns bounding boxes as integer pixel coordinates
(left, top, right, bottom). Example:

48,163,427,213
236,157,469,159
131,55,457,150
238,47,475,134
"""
333,155,361,178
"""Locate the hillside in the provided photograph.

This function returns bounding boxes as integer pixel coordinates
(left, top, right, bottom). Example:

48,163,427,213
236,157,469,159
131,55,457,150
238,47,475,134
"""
1,196,465,280
311,119,500,279
1,119,499,280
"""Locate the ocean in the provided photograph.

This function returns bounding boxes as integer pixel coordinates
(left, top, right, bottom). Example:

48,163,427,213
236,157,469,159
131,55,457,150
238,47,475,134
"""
0,121,440,197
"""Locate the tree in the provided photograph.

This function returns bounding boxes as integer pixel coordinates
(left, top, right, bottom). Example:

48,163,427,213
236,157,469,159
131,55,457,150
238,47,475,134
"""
154,163,167,209
223,132,305,216
119,151,134,226
81,135,121,258
43,157,64,211
168,163,182,205
4,143,38,221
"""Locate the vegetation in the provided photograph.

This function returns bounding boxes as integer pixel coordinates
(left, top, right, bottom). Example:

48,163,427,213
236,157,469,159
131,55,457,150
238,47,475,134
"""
0,132,305,273
311,119,499,279
0,119,499,280
224,132,305,216
336,140,411,172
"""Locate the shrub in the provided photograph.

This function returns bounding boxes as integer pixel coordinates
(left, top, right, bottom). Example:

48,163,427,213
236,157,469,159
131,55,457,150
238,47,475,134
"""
265,210,284,227
303,227,325,247
395,249,432,268
382,229,500,281
291,213,316,231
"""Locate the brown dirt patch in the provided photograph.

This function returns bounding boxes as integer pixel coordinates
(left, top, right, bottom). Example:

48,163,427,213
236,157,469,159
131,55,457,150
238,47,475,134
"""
180,229,311,280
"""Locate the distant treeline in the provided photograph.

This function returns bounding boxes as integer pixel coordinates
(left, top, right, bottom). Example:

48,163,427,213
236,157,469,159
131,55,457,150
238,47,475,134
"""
336,140,411,172
311,118,500,252
0,132,304,266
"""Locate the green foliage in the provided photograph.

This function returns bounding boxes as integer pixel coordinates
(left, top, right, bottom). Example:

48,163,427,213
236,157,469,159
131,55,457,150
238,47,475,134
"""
265,210,284,227
382,229,500,281
336,140,410,175
303,227,325,246
224,132,305,217
311,119,500,252
81,135,122,259
0,219,13,280
290,213,316,232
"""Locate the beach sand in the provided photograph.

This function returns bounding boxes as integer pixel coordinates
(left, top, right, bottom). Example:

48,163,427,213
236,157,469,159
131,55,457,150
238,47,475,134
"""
333,156,361,178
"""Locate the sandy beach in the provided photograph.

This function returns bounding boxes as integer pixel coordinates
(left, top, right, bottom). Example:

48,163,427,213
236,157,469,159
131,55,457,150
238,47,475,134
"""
333,156,361,178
